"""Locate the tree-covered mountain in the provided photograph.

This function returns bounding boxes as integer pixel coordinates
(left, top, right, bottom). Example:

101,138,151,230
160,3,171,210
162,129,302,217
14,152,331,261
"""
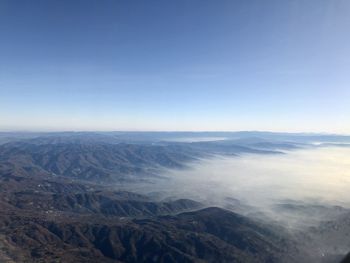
1,133,350,262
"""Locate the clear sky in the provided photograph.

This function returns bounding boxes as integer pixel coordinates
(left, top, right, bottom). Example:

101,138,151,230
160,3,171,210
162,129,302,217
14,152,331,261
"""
0,0,349,133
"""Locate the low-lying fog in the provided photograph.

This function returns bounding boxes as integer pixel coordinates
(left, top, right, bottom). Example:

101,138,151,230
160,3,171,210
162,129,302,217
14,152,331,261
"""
142,146,350,228
163,137,227,142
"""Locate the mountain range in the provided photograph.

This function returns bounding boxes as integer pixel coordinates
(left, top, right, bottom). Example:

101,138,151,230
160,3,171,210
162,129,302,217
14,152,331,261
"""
1,132,350,262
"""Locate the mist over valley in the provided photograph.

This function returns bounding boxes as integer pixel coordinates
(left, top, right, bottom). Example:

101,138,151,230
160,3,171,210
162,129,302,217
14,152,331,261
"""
1,132,350,262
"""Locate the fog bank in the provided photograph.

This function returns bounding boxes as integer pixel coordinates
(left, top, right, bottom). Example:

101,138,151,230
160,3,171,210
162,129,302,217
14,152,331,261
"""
141,146,350,227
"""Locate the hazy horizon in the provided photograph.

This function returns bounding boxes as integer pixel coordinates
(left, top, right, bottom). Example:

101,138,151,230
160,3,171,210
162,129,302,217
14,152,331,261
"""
1,129,350,136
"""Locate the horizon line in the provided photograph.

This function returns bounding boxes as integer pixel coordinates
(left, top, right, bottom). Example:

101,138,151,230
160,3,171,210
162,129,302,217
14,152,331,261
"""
0,129,349,136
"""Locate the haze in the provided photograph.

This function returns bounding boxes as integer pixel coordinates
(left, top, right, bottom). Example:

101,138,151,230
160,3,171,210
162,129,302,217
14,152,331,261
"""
142,145,350,226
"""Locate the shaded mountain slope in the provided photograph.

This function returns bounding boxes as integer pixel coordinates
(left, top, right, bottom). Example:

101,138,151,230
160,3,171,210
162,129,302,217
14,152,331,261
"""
0,141,200,182
0,207,299,263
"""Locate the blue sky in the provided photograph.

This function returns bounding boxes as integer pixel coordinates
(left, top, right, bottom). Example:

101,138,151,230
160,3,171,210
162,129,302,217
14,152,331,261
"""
0,0,349,132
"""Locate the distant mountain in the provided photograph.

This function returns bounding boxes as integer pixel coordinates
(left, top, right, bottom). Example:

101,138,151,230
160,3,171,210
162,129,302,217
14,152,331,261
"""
0,140,200,182
0,135,285,183
1,131,349,145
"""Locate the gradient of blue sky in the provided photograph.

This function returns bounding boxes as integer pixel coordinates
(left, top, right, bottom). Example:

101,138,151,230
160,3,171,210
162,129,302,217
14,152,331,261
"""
0,0,349,132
